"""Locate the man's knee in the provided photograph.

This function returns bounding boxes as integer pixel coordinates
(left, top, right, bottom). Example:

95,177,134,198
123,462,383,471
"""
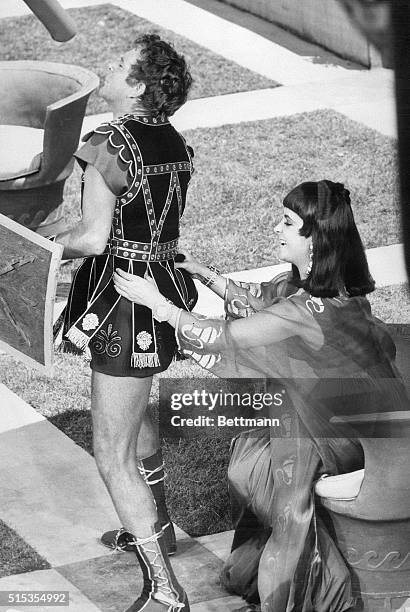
90,372,153,479
93,432,135,481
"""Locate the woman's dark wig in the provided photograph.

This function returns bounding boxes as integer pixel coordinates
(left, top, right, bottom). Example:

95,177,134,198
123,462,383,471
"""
127,33,192,117
284,180,375,298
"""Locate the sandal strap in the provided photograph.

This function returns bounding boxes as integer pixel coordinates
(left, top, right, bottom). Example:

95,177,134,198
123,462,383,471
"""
132,530,162,547
153,592,185,610
138,462,167,485
128,523,169,547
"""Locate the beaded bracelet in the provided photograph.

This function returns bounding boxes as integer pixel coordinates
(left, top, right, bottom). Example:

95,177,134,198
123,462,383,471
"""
203,265,221,287
195,264,220,287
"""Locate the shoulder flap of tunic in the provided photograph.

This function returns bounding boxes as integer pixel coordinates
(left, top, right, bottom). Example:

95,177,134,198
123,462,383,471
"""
81,120,143,182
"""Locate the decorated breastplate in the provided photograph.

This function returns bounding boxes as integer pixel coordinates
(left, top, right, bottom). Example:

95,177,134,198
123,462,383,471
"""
64,115,195,369
95,115,193,263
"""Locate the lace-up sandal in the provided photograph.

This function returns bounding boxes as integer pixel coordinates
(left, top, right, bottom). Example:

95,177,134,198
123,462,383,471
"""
138,454,176,556
124,525,189,612
101,522,176,555
101,450,177,555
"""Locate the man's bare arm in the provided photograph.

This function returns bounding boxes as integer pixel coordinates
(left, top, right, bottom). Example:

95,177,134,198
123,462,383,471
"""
56,164,116,259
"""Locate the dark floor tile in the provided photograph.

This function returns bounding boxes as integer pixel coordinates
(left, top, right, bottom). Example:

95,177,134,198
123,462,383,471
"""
58,537,227,612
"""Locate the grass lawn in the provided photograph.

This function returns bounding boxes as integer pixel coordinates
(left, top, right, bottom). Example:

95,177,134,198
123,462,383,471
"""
60,109,400,275
180,110,401,271
367,283,410,322
0,519,50,578
0,4,276,116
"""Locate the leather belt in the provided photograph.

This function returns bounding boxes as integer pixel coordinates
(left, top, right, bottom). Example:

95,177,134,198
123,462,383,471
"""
104,237,179,261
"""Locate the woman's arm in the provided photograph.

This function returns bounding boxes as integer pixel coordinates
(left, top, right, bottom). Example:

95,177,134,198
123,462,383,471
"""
175,251,289,319
175,250,227,298
113,269,313,352
56,164,116,259
113,269,324,377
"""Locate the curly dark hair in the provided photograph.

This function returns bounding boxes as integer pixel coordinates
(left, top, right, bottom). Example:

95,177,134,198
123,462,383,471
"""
284,180,375,298
126,33,192,117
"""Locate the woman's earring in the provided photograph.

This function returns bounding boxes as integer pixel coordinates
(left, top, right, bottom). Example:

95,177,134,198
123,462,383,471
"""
306,243,313,275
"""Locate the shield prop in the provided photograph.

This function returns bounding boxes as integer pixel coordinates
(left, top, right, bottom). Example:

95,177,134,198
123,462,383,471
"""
0,213,63,373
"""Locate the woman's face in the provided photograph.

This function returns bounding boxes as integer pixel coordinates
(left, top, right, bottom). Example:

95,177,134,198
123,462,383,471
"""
274,207,312,273
99,48,143,104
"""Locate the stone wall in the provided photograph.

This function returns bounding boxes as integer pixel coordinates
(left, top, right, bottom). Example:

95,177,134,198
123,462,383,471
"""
221,0,376,67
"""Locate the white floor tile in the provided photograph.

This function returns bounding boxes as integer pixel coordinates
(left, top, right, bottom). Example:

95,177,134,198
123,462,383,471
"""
0,385,45,434
0,569,102,612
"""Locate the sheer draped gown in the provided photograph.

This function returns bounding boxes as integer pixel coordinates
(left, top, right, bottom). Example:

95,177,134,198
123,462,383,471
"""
175,272,408,612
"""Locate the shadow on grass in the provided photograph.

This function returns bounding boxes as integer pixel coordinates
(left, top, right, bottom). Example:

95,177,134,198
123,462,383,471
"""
162,436,232,536
49,409,93,455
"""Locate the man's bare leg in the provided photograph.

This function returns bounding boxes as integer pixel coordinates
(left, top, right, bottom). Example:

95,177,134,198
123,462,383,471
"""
91,371,157,534
91,371,187,611
136,408,158,461
99,390,176,554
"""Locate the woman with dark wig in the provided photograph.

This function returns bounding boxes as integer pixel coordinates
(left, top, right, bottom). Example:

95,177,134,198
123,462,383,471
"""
112,180,408,611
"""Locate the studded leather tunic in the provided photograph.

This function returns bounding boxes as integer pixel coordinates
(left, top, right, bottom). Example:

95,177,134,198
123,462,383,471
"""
61,115,197,376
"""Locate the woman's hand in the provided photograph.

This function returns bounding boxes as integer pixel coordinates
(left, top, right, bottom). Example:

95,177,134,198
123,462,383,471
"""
175,249,207,278
113,268,162,309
